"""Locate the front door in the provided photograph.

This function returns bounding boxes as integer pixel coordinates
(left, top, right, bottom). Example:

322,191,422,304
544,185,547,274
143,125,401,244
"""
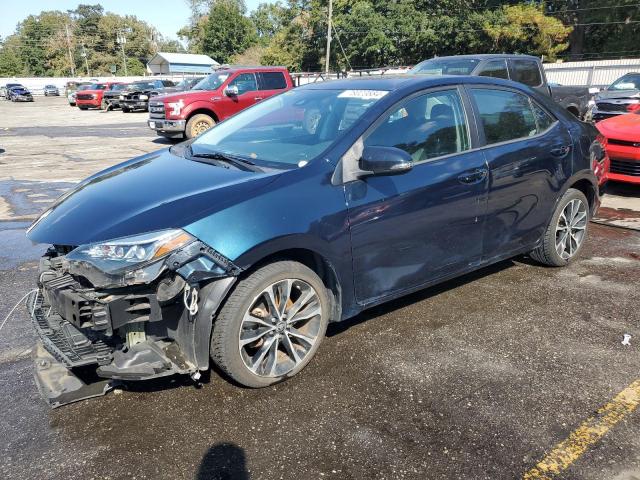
219,73,259,120
346,88,489,304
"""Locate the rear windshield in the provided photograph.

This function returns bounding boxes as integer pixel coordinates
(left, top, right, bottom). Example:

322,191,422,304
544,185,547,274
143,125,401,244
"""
609,74,640,90
410,58,480,75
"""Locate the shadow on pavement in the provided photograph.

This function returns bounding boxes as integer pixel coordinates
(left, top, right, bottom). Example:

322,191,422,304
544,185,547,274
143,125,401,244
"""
197,442,249,480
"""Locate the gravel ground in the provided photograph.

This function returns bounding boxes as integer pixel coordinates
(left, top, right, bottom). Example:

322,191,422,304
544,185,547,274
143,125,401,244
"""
0,96,639,480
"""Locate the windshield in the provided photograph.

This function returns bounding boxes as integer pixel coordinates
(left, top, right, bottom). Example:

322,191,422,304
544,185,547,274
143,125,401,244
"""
131,82,156,90
110,84,126,91
609,74,640,90
77,85,92,91
192,73,230,91
192,88,388,168
410,58,480,75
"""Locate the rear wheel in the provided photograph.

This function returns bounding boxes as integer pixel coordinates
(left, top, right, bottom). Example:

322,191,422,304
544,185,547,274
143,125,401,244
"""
186,114,215,139
530,188,589,266
211,261,329,388
122,106,130,113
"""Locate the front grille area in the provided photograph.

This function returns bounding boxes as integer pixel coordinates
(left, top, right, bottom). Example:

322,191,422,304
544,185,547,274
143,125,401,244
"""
609,138,640,148
76,93,94,100
28,291,113,367
597,101,638,112
610,158,640,176
149,102,165,119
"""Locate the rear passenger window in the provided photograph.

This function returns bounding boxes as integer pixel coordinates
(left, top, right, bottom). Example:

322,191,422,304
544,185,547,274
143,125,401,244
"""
259,72,287,90
365,89,470,162
471,88,543,144
531,102,555,132
477,60,509,79
509,60,542,87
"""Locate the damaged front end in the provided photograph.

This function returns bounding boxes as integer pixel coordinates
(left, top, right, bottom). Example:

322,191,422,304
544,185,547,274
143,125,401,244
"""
26,232,239,407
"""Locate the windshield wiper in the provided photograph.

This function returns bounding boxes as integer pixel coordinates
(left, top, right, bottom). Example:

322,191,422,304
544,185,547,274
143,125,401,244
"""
187,146,263,172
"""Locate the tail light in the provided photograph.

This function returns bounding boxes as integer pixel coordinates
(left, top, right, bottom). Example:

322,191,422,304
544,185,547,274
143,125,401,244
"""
627,103,640,112
590,135,608,182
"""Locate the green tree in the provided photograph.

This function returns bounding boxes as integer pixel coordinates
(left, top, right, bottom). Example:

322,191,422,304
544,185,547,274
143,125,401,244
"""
202,0,257,63
250,2,290,44
0,36,24,76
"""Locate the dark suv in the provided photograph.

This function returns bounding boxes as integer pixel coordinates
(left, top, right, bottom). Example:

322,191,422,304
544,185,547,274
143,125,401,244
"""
120,79,176,112
26,75,601,406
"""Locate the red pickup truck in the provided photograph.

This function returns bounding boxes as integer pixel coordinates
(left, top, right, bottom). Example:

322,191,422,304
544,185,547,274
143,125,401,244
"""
147,66,293,139
76,82,123,110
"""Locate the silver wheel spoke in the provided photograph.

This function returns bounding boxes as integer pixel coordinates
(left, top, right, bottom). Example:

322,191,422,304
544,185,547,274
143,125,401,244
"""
240,326,275,346
249,335,277,374
242,313,273,329
264,287,280,320
276,279,293,317
555,198,587,260
289,303,321,324
282,333,302,365
288,327,315,346
285,288,315,320
267,336,280,376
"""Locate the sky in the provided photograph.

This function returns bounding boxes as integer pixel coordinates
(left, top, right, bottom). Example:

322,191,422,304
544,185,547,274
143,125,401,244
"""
0,0,269,41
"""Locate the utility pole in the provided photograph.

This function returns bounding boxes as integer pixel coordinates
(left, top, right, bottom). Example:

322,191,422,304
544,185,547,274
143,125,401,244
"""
64,24,76,77
325,0,332,75
117,30,128,77
81,44,90,76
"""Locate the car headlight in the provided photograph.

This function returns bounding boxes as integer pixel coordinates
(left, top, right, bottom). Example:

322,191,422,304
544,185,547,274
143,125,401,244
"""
119,95,125,100
168,99,184,116
66,229,195,287
139,94,149,100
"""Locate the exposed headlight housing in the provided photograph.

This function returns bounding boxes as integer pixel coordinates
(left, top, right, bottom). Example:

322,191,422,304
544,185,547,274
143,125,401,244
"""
139,94,149,100
119,95,125,100
66,229,195,288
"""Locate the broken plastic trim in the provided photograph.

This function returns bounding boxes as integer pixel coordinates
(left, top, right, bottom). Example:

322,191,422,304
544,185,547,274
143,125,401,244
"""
166,241,241,283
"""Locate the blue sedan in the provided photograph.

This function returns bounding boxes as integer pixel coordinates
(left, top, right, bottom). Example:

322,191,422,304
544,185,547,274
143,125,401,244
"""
26,75,602,405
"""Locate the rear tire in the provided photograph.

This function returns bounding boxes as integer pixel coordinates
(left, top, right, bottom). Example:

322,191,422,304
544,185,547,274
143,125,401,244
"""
530,188,589,267
122,106,130,113
185,114,215,139
211,261,329,388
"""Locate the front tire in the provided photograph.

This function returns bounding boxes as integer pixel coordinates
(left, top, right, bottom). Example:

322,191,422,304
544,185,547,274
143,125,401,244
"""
185,114,215,139
211,261,329,388
531,188,589,266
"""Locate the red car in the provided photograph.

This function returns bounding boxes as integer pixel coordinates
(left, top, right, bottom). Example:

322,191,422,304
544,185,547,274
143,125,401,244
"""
596,112,640,185
76,82,123,110
147,66,293,139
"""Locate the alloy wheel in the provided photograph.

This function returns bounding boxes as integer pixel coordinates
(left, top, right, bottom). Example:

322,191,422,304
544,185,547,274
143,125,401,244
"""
555,198,587,260
238,279,322,377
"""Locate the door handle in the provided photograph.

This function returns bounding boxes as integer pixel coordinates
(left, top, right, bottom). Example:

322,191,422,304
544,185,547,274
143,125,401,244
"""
458,168,488,184
550,145,571,157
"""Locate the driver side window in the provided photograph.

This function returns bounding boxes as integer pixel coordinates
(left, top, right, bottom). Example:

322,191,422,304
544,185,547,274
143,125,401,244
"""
365,90,471,162
229,73,258,95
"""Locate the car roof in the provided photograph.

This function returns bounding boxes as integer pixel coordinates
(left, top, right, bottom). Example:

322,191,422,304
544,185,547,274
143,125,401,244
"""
417,54,541,62
214,66,288,73
299,74,524,93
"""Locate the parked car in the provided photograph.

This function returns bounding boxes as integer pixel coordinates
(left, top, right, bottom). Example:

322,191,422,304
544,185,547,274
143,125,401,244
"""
7,85,34,102
66,82,92,106
76,82,123,110
591,73,640,122
148,66,293,139
151,77,204,97
4,83,23,100
596,112,640,184
26,74,602,406
102,83,130,110
44,85,60,96
410,54,592,119
120,79,177,112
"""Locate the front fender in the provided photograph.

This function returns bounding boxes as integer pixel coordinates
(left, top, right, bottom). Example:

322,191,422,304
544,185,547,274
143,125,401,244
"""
182,101,219,121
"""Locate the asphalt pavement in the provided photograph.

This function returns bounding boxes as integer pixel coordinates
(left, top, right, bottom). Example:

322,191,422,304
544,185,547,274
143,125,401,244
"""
0,96,639,480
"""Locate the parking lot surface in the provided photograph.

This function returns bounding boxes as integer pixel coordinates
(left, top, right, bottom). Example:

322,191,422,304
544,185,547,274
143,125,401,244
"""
0,97,639,479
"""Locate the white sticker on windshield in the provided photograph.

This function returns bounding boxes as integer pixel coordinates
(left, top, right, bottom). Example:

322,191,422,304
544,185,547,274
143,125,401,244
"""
338,90,388,100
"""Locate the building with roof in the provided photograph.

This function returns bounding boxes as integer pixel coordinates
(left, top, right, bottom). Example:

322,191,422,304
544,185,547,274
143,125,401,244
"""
146,52,219,75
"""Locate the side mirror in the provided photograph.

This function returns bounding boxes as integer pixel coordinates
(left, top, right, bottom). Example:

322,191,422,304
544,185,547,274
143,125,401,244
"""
359,146,413,177
224,85,239,96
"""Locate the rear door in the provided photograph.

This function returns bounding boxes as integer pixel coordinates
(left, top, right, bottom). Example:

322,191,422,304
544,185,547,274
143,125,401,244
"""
256,71,289,102
467,86,573,261
508,59,549,95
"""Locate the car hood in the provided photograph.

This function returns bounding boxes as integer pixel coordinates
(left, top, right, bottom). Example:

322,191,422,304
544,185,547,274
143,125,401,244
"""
27,148,280,246
12,88,30,95
596,113,640,140
596,89,640,100
159,90,213,103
